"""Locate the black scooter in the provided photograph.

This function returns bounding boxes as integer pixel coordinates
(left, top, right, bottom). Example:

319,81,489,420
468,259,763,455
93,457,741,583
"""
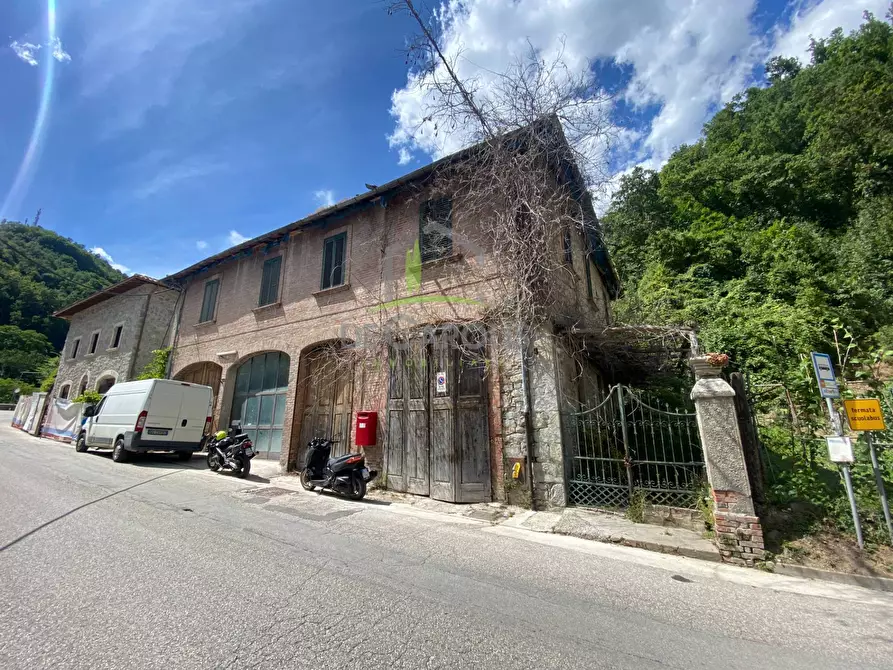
207,424,255,479
299,437,377,500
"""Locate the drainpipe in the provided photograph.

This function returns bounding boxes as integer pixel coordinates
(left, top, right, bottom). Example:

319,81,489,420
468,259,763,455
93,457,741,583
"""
519,334,537,510
127,291,153,381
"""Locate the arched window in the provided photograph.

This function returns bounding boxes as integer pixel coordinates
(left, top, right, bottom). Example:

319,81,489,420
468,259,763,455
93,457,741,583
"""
59,384,71,400
231,352,290,459
77,375,89,397
96,376,116,395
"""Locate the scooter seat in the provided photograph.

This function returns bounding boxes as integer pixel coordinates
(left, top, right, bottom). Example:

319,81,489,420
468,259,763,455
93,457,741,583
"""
327,453,360,469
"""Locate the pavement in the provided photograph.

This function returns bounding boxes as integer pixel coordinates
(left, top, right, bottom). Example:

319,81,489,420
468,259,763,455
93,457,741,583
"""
2,412,893,669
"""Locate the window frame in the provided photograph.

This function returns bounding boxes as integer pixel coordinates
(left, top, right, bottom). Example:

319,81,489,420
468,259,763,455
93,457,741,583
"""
320,231,348,291
258,255,283,307
88,330,101,356
198,277,220,324
419,197,453,263
59,383,71,400
108,323,125,351
69,337,81,360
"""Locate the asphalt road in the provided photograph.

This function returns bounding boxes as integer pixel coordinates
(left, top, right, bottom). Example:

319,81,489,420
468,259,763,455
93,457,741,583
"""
1,415,892,669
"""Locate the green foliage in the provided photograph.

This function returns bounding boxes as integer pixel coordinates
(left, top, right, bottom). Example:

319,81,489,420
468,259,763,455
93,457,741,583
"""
38,356,59,393
626,489,646,523
603,12,893,542
73,390,103,405
0,378,35,404
137,347,172,380
0,222,125,351
0,325,54,380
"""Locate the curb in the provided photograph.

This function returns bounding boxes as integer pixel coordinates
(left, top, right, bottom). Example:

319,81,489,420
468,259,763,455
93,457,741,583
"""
774,563,893,593
552,529,721,563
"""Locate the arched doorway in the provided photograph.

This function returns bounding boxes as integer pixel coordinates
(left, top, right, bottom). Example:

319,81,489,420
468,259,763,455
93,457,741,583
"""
77,375,89,398
298,343,353,459
175,362,223,429
96,376,116,395
231,352,289,459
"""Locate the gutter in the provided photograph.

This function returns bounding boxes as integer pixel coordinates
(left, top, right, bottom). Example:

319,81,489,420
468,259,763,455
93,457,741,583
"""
519,333,537,510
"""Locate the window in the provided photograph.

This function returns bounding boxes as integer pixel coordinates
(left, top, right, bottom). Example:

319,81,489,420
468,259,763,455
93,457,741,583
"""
109,324,123,350
563,227,573,264
258,256,282,306
199,278,219,323
59,384,71,400
78,375,88,396
69,338,81,360
320,232,347,290
89,331,100,355
419,198,452,262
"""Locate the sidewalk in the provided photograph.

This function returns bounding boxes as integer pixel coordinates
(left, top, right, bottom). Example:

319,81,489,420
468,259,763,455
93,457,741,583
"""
260,474,720,562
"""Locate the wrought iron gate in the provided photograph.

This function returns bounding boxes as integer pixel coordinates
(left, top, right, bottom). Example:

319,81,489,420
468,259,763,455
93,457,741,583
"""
564,385,705,509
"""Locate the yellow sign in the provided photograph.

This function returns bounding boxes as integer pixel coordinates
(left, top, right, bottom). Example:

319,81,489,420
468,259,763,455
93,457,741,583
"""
844,399,887,431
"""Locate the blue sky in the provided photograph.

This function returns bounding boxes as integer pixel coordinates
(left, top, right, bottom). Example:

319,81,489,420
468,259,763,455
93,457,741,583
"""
1,0,887,278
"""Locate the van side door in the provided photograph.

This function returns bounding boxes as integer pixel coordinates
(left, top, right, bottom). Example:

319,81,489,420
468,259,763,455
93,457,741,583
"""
86,397,109,447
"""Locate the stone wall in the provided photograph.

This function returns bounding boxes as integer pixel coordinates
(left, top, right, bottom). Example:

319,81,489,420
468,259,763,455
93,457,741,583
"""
53,283,178,401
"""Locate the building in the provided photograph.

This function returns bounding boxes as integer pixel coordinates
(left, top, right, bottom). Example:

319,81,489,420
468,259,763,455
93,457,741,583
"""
51,275,179,401
167,123,618,507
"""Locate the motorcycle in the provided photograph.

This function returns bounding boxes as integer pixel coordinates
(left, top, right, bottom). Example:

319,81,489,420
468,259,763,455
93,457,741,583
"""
299,437,377,500
207,424,254,479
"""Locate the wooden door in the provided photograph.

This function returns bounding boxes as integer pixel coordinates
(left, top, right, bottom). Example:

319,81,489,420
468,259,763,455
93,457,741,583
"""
299,349,351,457
429,331,454,501
405,338,430,495
455,339,491,502
386,346,407,492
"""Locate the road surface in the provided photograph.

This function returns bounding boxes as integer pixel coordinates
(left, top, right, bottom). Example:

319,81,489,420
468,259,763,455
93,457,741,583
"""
1,414,891,669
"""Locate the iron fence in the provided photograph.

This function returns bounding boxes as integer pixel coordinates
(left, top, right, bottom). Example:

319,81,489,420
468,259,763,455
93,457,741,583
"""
564,385,705,509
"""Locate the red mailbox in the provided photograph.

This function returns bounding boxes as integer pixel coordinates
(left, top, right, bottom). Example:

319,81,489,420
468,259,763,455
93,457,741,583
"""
355,411,378,447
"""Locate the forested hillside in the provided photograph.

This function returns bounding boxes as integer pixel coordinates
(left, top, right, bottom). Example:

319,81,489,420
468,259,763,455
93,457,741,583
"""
0,221,125,401
603,12,893,549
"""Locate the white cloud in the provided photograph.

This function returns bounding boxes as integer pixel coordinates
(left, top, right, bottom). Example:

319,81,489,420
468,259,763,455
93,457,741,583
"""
90,247,132,275
397,147,413,166
772,0,889,61
10,41,40,66
314,189,336,208
228,230,248,246
196,240,209,250
50,36,71,63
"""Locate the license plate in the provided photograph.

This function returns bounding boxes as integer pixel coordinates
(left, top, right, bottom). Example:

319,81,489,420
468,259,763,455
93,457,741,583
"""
361,468,370,480
147,429,169,436
244,448,254,457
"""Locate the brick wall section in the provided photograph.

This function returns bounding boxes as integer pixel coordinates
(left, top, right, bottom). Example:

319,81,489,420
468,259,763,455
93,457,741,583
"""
171,180,613,501
714,490,766,566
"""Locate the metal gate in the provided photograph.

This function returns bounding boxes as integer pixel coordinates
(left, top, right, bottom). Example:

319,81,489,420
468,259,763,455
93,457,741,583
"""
564,385,705,509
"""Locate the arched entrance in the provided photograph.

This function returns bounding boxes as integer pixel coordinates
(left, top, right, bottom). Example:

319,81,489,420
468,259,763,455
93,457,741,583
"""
298,343,354,459
175,362,223,428
230,352,289,459
77,375,89,398
96,376,116,395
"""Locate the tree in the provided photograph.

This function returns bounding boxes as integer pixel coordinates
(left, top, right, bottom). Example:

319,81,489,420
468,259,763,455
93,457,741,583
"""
0,325,54,380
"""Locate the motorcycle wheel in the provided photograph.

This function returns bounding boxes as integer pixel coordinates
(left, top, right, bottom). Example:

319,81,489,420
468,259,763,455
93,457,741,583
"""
235,457,251,479
207,451,221,472
345,475,367,501
299,468,315,491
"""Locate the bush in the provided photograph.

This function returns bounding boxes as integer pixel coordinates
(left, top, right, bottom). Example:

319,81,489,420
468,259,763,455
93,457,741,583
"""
0,378,35,404
137,348,171,380
73,390,102,405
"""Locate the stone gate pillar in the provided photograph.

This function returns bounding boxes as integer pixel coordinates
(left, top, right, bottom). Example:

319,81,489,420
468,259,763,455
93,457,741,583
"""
690,356,765,567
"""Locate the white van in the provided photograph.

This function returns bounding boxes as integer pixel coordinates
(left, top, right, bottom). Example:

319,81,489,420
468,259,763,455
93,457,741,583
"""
76,379,213,463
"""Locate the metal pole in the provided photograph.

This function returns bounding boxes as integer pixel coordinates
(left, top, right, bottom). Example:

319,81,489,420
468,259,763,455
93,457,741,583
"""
826,397,864,549
841,465,864,549
867,433,893,545
617,386,634,501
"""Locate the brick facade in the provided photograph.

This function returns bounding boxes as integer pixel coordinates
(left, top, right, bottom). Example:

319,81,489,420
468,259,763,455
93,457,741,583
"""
170,167,613,505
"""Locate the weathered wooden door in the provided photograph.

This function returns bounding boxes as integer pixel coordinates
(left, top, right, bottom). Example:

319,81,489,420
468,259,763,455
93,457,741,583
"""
300,348,352,458
385,326,491,503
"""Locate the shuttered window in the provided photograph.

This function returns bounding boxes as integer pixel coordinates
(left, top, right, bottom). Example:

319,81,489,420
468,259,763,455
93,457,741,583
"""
258,256,282,306
321,232,347,290
419,197,452,262
199,279,219,323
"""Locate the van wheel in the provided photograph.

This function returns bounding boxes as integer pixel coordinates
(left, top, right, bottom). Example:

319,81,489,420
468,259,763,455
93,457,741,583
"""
177,451,193,461
75,434,88,453
112,438,129,463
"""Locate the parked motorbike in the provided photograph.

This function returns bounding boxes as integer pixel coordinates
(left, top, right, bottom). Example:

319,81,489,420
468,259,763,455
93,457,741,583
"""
207,424,254,479
300,437,377,500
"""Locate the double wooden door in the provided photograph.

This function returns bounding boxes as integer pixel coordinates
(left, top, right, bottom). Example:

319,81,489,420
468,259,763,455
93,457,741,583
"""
386,328,491,503
299,348,353,459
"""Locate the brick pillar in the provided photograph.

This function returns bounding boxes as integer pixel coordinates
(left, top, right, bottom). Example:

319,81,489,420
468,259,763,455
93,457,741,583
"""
690,356,765,567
